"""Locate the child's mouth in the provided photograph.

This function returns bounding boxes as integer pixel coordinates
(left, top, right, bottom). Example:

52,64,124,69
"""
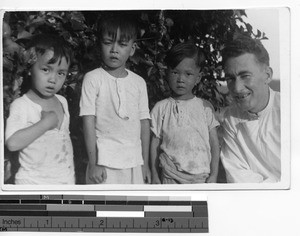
46,87,55,92
176,86,185,89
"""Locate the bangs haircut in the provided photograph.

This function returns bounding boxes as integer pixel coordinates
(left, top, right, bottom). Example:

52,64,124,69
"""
165,42,205,69
27,34,73,65
222,35,270,66
98,13,138,42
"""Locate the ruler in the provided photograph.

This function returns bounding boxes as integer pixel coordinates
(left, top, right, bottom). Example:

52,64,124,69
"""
0,195,208,233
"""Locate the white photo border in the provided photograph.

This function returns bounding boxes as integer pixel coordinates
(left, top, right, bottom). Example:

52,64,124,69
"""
0,2,292,191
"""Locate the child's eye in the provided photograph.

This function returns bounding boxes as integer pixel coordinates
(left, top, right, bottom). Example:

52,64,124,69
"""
119,42,128,46
171,71,178,75
58,72,67,77
102,41,112,45
187,73,194,76
42,68,49,73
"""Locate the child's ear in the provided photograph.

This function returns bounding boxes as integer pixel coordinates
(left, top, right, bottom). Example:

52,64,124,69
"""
195,71,203,85
130,42,137,56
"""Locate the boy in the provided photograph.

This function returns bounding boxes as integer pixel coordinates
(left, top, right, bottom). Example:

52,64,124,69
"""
80,14,151,184
150,42,220,184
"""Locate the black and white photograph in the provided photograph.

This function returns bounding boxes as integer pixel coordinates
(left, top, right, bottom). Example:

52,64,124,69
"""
1,7,290,191
0,0,299,235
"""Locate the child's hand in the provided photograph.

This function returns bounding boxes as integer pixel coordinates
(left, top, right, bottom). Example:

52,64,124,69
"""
41,111,59,130
151,172,161,184
87,163,107,184
142,165,152,184
205,174,218,183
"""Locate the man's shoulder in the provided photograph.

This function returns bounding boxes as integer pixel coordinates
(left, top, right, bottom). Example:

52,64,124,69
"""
273,90,280,108
224,104,241,118
222,104,245,126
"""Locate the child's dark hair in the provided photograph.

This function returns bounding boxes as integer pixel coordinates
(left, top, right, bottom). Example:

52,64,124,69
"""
25,33,73,66
98,12,138,42
165,42,205,69
222,35,270,66
21,34,72,94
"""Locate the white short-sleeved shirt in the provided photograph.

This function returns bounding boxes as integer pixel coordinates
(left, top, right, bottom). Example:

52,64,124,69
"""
220,88,281,183
150,97,219,175
79,67,150,169
5,94,75,185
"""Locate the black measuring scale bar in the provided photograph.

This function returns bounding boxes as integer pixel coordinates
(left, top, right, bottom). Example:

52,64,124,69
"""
0,195,208,233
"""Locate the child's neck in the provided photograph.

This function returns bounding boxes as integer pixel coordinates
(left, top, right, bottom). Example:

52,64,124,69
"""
102,64,128,78
171,94,196,101
26,89,55,104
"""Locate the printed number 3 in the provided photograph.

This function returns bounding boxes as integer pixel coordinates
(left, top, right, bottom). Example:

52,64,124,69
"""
155,220,160,226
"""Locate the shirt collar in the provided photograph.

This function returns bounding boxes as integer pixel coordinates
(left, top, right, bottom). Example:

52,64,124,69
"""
101,67,129,80
242,88,275,121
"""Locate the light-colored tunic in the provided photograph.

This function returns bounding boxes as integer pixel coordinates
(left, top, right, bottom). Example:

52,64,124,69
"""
79,67,150,169
220,88,281,183
151,97,219,175
5,94,75,185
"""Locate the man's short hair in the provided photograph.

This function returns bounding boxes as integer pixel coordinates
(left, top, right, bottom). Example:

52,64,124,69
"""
222,35,270,66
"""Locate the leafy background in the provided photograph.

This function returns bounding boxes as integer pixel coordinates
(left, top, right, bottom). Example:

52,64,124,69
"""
2,10,267,184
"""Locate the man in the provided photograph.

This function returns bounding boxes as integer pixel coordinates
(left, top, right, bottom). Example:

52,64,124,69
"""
220,36,280,183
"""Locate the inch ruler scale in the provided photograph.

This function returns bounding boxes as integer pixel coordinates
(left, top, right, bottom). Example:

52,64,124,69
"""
0,195,208,233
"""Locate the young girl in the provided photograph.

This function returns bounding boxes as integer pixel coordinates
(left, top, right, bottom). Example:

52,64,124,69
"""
5,34,75,185
150,42,220,184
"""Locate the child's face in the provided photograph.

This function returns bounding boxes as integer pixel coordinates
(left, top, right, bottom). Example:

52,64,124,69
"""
100,29,136,74
168,57,201,100
30,50,69,99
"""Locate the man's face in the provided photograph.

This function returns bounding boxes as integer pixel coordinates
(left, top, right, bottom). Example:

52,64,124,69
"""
224,53,272,113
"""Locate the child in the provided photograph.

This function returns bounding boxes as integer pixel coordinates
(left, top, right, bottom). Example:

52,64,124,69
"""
150,42,220,184
80,14,151,184
5,34,75,185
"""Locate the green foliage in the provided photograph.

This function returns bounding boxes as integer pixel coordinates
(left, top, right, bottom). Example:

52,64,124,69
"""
2,10,267,183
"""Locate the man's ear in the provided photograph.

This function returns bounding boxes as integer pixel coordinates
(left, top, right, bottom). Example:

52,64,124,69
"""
265,66,273,84
130,42,137,56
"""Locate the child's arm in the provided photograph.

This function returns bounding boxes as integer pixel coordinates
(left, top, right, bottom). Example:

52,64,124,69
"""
140,119,151,183
6,111,58,152
206,126,220,183
82,115,106,184
150,134,161,184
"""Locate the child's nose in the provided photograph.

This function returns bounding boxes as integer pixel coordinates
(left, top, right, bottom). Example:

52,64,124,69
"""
48,74,56,84
110,42,118,53
178,74,185,82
